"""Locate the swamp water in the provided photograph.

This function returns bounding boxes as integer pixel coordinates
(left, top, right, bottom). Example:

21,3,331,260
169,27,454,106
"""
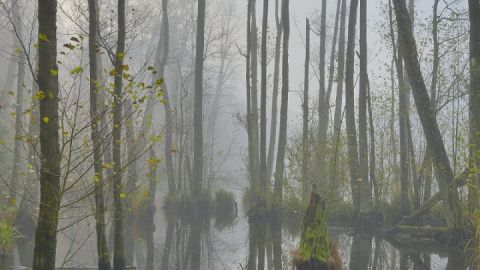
8,187,471,270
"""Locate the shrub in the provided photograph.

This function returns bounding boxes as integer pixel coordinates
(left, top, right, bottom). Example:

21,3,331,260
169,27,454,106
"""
0,222,18,255
214,189,237,229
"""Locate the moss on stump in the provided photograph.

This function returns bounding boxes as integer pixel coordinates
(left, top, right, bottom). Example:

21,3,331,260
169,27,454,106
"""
293,192,341,270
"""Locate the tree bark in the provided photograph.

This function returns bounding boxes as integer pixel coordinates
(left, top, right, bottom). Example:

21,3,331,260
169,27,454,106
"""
9,0,25,207
87,0,111,268
392,0,464,231
468,0,480,212
302,18,310,199
112,0,127,268
250,0,260,189
260,0,269,194
345,0,361,216
267,0,283,181
330,0,347,186
326,0,342,106
358,0,371,212
32,0,61,269
146,149,158,270
157,0,176,195
273,0,290,202
318,0,328,144
193,0,206,201
367,79,378,207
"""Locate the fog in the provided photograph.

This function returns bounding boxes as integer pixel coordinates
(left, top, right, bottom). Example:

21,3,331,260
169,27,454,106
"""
0,0,477,269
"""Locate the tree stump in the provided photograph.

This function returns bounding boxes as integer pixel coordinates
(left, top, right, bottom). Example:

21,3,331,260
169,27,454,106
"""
293,192,341,270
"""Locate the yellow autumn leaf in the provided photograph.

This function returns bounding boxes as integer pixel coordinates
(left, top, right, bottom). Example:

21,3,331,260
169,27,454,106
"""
101,163,113,169
119,193,127,199
42,117,49,124
50,69,58,76
143,191,149,198
147,158,162,165
39,33,49,42
34,91,46,101
93,174,101,183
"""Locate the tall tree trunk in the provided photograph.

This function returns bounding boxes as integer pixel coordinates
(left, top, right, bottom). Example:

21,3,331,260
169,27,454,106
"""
468,0,480,212
260,0,269,195
398,42,411,216
392,0,464,231
302,18,310,199
367,79,378,207
87,0,110,269
423,0,440,203
325,0,342,105
273,0,290,202
193,0,206,201
318,0,328,144
250,0,260,190
267,0,283,181
358,0,371,212
345,0,361,216
159,0,176,195
124,99,137,266
331,0,347,186
32,0,61,269
112,0,126,268
246,0,255,188
9,0,25,207
145,149,159,270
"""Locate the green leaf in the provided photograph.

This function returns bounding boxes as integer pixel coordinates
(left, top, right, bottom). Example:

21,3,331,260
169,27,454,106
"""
50,69,58,76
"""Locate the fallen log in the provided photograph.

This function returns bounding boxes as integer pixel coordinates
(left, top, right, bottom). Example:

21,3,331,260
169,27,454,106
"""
394,169,468,227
